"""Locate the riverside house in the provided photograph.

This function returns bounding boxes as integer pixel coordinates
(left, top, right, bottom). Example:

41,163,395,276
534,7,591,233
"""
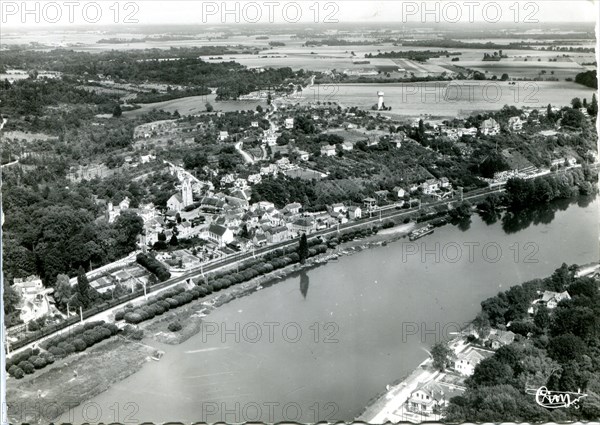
206,224,234,247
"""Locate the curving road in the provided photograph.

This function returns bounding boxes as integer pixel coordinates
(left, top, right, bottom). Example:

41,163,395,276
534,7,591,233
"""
235,140,254,164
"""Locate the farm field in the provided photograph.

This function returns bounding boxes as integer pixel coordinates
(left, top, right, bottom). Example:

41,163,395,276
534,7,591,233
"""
123,93,267,118
123,79,596,120
297,81,597,120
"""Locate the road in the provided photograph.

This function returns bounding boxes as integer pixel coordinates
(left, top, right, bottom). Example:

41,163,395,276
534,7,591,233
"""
235,140,254,164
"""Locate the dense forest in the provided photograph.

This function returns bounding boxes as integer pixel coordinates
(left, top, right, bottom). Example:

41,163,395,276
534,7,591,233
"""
365,50,461,61
0,48,311,100
446,264,600,421
575,70,598,89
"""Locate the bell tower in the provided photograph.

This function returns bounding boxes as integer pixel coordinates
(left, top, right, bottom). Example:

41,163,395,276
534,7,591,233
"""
182,178,193,206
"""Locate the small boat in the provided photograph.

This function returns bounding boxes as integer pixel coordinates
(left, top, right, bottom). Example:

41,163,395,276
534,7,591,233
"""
409,224,434,241
255,285,263,291
151,350,164,361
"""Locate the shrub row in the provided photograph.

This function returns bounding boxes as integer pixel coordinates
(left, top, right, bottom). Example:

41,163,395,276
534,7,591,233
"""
117,285,211,324
117,240,329,326
136,253,171,281
7,322,118,379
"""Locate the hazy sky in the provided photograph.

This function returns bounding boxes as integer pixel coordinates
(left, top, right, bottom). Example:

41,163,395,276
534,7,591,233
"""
2,0,598,27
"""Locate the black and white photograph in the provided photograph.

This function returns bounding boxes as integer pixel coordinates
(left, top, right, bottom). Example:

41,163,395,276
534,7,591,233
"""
1,1,599,423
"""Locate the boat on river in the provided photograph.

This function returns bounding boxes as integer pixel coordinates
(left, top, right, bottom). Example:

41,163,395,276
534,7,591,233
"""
408,224,434,241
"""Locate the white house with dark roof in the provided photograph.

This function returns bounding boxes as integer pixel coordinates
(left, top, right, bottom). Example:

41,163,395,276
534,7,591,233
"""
406,381,447,416
206,224,234,247
284,202,302,214
488,329,516,350
528,290,571,314
290,217,315,235
454,347,493,376
219,131,229,141
320,145,336,157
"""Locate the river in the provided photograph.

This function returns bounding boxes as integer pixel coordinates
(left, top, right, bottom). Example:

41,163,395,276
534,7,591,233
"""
63,196,599,423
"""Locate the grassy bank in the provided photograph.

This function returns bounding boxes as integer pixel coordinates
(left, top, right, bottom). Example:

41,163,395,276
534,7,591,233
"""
6,337,155,424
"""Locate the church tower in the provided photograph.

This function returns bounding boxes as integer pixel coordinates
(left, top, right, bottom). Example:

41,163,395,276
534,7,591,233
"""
181,178,193,207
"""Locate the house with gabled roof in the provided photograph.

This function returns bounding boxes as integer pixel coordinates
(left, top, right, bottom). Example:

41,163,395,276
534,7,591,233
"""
488,329,516,349
290,217,315,235
266,226,289,244
406,381,447,416
454,346,493,376
206,224,234,247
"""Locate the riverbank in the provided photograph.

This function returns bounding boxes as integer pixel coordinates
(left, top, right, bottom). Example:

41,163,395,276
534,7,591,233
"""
143,222,417,346
5,337,155,424
7,220,416,423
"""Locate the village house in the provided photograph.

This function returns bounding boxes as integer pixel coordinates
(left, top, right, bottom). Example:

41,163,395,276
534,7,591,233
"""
12,276,58,324
341,141,354,151
206,224,234,247
225,195,249,210
459,127,478,137
297,150,310,161
488,329,516,350
106,196,131,223
363,197,377,211
229,187,252,202
200,196,226,213
528,290,571,314
439,177,451,189
266,226,289,244
347,205,362,220
262,130,279,146
247,174,262,185
454,347,493,376
481,118,500,136
290,217,316,235
219,131,229,141
260,164,278,176
140,154,156,164
252,201,276,211
406,381,448,417
320,145,336,157
421,179,440,195
250,121,259,127
284,202,302,214
393,186,406,199
253,233,268,247
220,174,236,186
508,116,523,132
285,117,294,129
276,157,291,169
233,178,248,189
331,203,346,213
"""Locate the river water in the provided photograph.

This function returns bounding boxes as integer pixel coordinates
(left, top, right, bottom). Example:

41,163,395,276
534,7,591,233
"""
64,196,599,423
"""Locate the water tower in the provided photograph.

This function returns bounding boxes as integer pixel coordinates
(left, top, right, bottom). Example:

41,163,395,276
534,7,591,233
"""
377,91,385,110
